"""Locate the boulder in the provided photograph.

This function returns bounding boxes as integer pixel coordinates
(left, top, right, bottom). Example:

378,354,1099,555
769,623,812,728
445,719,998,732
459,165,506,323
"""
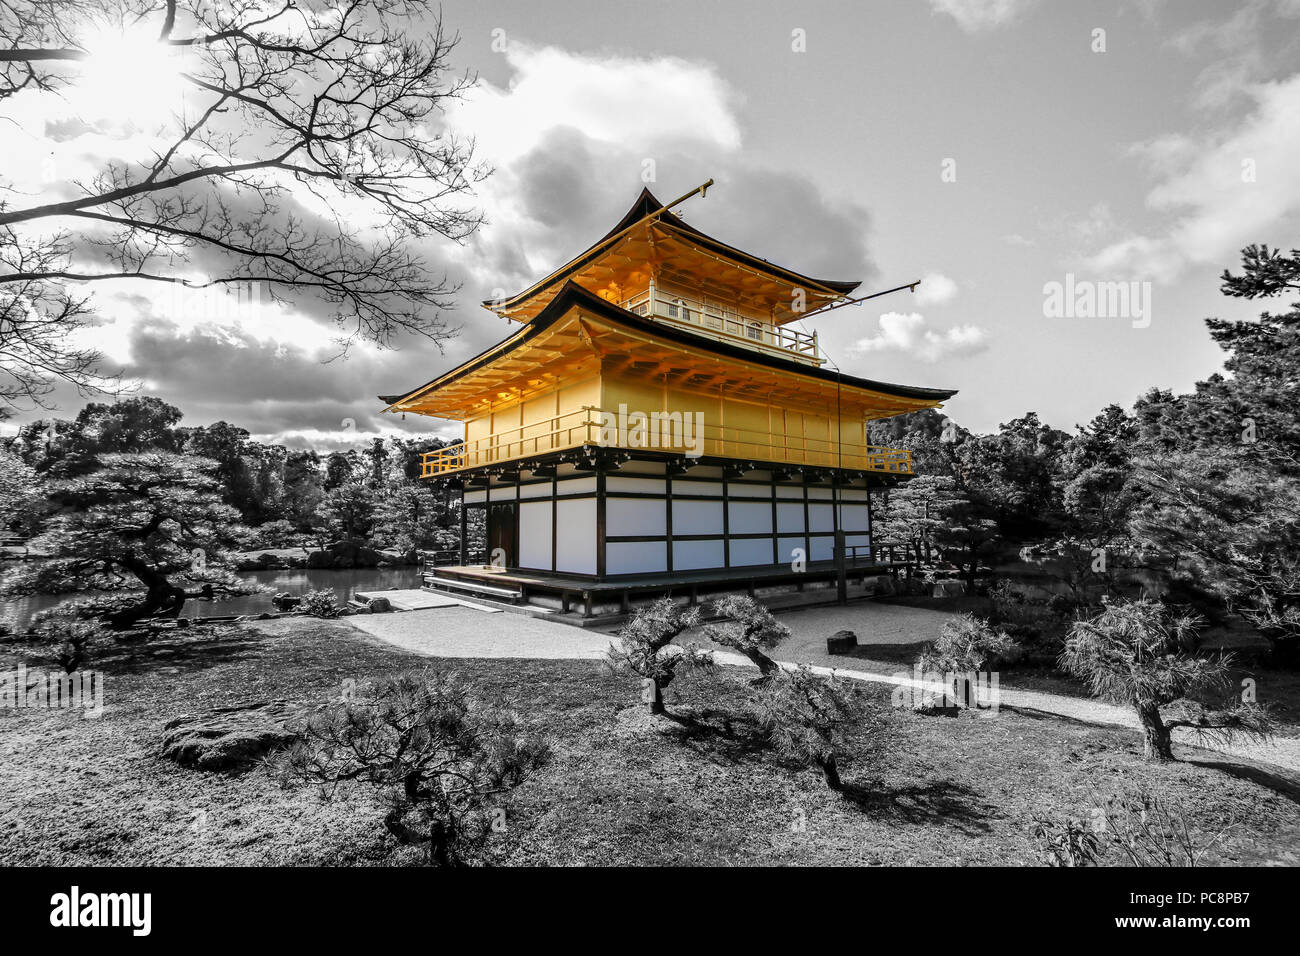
270,592,302,611
306,539,383,569
160,700,303,772
914,700,961,718
234,551,288,571
366,597,393,613
932,580,966,598
826,629,858,655
328,539,382,568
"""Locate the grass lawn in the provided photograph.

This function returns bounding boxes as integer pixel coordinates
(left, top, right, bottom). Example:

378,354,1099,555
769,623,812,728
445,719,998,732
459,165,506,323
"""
2,618,1298,866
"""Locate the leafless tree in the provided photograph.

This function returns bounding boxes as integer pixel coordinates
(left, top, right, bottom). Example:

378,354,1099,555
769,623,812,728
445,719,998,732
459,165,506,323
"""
1,0,487,409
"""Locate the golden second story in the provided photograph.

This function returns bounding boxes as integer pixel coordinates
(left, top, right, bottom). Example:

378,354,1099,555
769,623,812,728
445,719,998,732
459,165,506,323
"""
481,187,859,368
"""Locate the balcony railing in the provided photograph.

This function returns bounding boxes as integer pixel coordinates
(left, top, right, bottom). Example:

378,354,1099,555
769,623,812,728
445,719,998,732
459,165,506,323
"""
421,406,912,477
620,289,821,365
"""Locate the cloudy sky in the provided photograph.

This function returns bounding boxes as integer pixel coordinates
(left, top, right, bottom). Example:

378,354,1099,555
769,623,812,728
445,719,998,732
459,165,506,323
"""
6,0,1300,447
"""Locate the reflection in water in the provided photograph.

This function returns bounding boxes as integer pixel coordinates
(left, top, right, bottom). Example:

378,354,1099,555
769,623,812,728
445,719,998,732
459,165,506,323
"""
1,566,425,629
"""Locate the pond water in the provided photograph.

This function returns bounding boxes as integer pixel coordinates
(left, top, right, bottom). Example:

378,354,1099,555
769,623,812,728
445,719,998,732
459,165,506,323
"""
1,565,425,629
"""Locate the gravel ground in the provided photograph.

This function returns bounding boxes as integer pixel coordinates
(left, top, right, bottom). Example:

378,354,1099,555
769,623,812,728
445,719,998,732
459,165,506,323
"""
331,608,653,661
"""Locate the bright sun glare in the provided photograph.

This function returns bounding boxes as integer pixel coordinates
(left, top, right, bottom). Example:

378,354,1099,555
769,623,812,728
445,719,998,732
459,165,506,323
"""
73,24,188,128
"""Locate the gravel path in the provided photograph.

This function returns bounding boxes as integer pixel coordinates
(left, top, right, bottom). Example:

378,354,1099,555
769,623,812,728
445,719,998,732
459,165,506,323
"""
347,607,629,660
340,604,1300,775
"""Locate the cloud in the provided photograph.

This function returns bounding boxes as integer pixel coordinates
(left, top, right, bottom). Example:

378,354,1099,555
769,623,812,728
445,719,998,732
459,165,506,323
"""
91,308,453,445
455,137,879,316
1086,72,1300,283
913,272,958,306
849,312,989,362
441,41,753,314
1164,2,1276,111
448,42,741,165
1002,233,1036,247
928,0,1037,32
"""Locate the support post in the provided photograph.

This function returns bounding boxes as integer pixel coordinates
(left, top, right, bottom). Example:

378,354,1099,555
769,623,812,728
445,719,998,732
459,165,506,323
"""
458,490,468,566
835,529,848,605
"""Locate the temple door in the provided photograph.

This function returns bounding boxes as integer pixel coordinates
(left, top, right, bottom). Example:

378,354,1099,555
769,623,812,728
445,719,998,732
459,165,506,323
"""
486,503,517,569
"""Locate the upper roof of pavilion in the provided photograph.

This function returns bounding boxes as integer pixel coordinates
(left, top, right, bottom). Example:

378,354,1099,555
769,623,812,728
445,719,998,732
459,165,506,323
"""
482,187,863,326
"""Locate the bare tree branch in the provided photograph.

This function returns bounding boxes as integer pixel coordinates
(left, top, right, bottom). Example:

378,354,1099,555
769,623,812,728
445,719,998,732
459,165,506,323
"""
0,0,487,409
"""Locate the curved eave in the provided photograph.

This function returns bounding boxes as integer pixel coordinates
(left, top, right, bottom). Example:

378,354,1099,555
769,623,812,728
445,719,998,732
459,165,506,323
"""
481,187,861,315
383,281,956,413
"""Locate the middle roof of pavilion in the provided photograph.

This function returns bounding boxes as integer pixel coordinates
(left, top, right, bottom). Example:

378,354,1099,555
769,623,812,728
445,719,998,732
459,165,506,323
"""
482,187,862,326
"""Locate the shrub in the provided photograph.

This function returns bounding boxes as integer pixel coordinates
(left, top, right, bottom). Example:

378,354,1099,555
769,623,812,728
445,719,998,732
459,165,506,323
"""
918,613,1022,674
1032,783,1237,866
44,620,102,673
1097,784,1236,866
251,519,299,549
299,589,342,619
1030,815,1105,867
607,598,713,715
987,581,1072,653
1060,597,1275,761
705,594,790,678
277,670,549,866
747,665,881,791
29,595,144,630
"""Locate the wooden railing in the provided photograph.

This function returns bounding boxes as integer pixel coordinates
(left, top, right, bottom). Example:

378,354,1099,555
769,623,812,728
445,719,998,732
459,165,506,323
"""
421,409,597,476
843,543,922,566
419,548,485,567
621,289,821,365
421,407,912,477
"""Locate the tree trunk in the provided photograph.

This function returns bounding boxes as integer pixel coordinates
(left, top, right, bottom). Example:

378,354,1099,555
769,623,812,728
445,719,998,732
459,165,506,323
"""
648,679,665,715
106,579,187,628
428,819,452,867
104,551,190,628
818,755,842,791
745,648,779,679
1138,703,1174,762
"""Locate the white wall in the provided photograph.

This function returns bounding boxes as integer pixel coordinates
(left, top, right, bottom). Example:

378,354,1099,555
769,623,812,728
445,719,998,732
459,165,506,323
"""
673,538,725,571
607,540,668,574
608,497,666,536
518,500,553,570
728,500,772,534
555,498,597,574
730,537,774,567
672,499,724,534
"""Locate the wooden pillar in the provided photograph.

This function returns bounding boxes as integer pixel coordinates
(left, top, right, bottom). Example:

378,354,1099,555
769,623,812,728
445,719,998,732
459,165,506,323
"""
458,488,468,565
596,469,607,578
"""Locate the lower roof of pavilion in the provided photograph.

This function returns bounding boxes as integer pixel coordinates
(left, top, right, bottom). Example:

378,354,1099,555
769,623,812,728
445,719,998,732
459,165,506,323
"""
382,281,957,421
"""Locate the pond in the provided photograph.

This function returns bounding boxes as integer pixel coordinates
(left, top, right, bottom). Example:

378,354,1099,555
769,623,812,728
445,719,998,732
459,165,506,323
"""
1,565,425,630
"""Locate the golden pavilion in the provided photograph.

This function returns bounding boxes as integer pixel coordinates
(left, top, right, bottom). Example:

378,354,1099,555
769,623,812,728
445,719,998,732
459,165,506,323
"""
380,184,956,617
